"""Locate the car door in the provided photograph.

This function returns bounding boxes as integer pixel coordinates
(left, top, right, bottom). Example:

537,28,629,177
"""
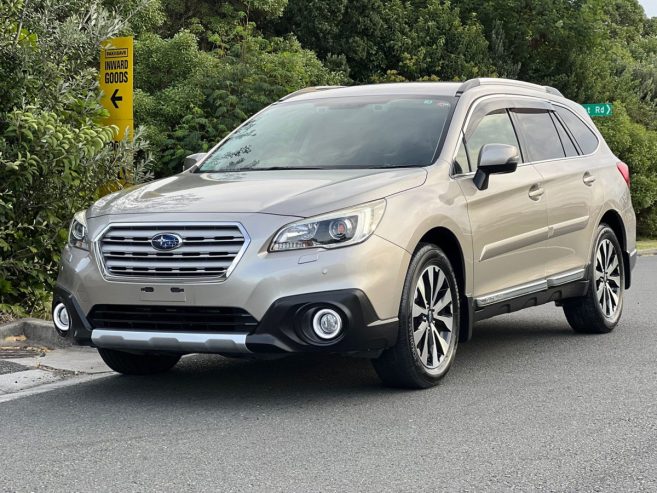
455,98,548,304
511,103,602,281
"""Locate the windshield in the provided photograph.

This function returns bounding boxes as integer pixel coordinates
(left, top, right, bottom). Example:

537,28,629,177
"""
196,95,455,172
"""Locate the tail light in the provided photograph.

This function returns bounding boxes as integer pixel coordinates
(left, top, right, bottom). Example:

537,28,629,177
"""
616,162,630,188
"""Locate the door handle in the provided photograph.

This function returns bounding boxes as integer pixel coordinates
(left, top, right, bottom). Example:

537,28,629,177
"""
583,172,596,186
528,184,545,201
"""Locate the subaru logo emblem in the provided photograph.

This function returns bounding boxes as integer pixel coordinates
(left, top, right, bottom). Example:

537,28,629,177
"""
151,233,183,251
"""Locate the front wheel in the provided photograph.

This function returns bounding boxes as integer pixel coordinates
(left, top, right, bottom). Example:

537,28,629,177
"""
562,224,625,334
372,244,460,389
98,348,181,375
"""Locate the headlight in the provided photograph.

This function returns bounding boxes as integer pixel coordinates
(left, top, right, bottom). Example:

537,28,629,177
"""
68,210,89,251
270,200,386,252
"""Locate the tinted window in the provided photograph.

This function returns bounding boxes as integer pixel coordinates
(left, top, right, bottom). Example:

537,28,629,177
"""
197,96,455,171
513,110,565,162
555,106,599,155
551,113,578,157
465,110,520,168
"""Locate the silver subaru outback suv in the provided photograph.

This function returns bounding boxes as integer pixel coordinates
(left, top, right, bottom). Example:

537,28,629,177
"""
53,78,636,388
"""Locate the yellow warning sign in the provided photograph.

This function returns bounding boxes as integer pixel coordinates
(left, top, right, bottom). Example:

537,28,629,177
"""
100,36,133,141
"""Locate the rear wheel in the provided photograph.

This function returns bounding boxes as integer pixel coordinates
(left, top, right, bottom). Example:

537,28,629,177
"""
98,348,181,375
562,225,624,334
372,244,460,389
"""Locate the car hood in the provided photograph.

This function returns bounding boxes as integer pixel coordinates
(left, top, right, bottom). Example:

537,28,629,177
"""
87,168,427,218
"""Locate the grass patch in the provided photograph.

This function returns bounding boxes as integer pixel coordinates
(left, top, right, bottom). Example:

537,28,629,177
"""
637,239,657,252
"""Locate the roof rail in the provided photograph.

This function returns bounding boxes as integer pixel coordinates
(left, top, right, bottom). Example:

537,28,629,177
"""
456,78,564,98
278,86,345,102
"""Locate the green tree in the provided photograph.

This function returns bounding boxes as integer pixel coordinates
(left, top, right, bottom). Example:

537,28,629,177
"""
281,0,494,82
397,1,493,81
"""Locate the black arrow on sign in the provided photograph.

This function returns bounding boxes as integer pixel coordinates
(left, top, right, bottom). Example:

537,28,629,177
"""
110,89,123,109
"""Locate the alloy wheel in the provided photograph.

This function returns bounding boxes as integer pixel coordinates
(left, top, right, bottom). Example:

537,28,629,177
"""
595,239,622,318
412,265,455,370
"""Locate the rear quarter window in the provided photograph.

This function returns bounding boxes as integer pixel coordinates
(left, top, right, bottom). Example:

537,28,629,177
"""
555,106,599,155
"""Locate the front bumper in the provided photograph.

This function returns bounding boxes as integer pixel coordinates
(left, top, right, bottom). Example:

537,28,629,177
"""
54,212,409,355
54,286,398,355
59,213,409,320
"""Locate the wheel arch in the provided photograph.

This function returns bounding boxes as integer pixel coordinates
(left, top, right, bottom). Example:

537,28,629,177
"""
417,228,465,294
416,226,473,342
598,208,631,289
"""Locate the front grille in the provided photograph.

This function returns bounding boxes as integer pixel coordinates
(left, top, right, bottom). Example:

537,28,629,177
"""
97,223,248,279
89,305,258,332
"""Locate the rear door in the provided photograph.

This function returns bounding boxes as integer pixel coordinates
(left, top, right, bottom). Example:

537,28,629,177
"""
455,98,548,303
512,103,603,280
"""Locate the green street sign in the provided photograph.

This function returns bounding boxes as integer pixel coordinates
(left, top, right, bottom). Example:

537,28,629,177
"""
582,103,613,117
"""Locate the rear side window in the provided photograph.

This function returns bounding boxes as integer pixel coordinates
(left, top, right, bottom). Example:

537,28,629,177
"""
555,107,599,155
512,109,565,162
551,113,578,157
465,110,520,168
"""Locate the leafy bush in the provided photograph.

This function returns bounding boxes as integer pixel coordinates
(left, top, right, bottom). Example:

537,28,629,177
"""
0,0,152,317
596,103,657,235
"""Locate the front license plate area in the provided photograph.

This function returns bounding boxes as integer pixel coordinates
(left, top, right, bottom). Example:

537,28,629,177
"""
138,286,187,302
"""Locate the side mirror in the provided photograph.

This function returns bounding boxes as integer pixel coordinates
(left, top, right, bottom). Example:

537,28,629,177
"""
473,144,520,191
183,153,207,172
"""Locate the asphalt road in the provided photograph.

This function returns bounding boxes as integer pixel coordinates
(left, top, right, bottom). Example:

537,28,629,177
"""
0,360,27,375
1,257,656,492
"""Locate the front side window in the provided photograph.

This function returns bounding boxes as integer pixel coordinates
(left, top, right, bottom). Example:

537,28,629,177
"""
555,106,599,155
512,109,565,162
197,96,455,171
465,110,520,168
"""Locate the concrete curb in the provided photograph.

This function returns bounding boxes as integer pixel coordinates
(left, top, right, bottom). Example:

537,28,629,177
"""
0,318,71,349
638,248,657,256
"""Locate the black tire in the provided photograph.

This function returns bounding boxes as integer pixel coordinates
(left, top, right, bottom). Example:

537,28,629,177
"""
562,224,624,334
98,348,181,375
372,243,460,389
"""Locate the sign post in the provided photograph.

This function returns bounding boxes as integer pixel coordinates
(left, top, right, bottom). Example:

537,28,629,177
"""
100,36,134,141
582,103,613,117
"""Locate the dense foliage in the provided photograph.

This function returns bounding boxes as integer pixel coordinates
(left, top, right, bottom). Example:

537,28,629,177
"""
1,0,657,317
0,0,152,317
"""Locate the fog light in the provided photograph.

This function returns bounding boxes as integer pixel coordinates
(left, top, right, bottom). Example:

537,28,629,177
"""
53,303,70,333
312,308,343,340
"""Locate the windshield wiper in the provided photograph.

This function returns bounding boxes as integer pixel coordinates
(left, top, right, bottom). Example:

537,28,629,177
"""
199,166,333,172
196,164,422,173
197,166,334,173
243,166,331,171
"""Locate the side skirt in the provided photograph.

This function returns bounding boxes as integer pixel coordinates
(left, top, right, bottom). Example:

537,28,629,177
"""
472,280,589,324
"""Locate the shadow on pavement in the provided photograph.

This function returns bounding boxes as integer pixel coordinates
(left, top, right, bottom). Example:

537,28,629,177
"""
68,306,586,409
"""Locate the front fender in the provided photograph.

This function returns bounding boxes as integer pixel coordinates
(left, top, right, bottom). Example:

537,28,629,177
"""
375,172,473,297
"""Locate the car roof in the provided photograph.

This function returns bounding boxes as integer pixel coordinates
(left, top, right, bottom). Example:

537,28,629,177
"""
280,79,566,103
281,82,464,102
